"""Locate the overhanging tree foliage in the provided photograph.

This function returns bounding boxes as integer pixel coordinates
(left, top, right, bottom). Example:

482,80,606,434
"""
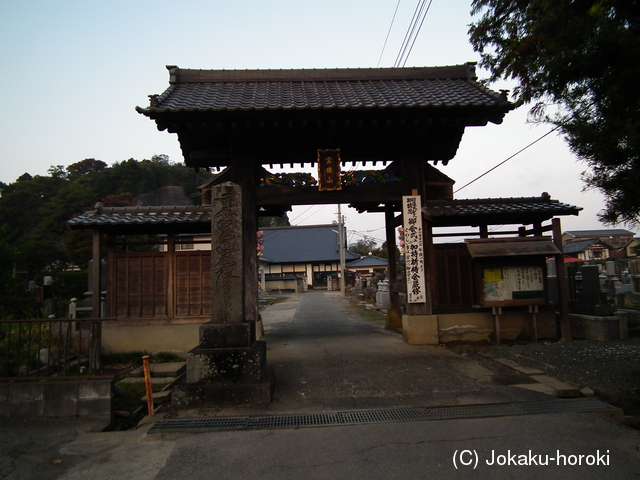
469,0,640,225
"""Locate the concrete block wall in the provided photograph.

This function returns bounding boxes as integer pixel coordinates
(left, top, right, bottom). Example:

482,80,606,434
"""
102,323,201,353
401,307,557,344
0,380,112,419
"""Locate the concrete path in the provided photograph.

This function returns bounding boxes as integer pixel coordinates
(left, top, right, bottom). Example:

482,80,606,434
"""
2,291,640,479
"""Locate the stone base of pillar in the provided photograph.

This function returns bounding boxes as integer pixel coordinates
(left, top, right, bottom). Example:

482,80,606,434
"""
172,370,275,410
171,323,274,410
402,314,439,344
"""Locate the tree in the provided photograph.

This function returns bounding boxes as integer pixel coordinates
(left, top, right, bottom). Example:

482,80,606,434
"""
66,158,108,181
349,238,377,256
258,213,290,228
469,0,640,225
0,155,211,279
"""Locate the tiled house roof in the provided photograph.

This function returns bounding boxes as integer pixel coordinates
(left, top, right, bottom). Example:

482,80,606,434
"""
68,205,211,233
69,193,581,233
347,255,388,268
423,194,582,227
261,225,359,264
136,64,511,115
563,238,612,254
564,229,635,238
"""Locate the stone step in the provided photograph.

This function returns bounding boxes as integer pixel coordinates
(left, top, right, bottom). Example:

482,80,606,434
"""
119,376,176,385
141,390,172,405
511,383,557,396
488,356,544,375
130,362,186,378
529,374,581,398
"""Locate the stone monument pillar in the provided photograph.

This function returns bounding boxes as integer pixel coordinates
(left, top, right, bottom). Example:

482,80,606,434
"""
172,182,274,410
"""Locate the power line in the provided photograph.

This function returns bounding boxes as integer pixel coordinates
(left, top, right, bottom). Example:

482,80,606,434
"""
290,204,327,225
401,0,433,67
377,0,402,67
394,0,424,67
454,126,561,194
393,0,433,67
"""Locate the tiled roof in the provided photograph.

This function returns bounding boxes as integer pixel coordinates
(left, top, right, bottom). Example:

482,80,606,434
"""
262,225,359,264
423,194,582,227
563,238,612,254
347,255,388,268
68,205,210,231
564,229,635,237
466,238,561,257
136,64,511,114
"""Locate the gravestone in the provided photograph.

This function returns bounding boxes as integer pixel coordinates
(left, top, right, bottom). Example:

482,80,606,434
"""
571,265,615,316
172,182,274,410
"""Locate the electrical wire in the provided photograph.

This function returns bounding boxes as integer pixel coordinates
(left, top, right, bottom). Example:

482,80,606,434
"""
401,0,433,67
394,0,424,67
393,0,433,67
453,126,561,194
377,0,402,67
290,204,327,225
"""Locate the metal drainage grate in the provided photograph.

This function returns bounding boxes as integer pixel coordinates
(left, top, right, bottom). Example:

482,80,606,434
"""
148,398,615,434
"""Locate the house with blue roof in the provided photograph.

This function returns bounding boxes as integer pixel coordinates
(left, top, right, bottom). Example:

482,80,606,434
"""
346,254,389,284
260,225,359,291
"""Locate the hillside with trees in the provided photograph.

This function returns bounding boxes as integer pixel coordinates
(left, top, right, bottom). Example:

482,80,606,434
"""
0,156,213,315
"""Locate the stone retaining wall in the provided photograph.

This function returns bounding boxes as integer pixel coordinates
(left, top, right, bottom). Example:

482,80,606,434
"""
0,380,113,419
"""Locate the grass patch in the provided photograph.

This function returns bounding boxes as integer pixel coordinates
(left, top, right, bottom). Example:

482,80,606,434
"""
346,299,386,323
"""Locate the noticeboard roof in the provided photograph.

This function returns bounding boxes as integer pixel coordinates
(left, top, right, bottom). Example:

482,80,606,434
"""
465,237,561,258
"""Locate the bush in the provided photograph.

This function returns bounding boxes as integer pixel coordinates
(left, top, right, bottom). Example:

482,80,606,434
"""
51,270,88,301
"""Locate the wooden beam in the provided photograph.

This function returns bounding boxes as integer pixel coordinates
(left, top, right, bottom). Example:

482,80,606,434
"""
256,183,404,206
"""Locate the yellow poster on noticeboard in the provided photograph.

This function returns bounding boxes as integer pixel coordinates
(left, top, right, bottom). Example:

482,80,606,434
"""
483,267,503,282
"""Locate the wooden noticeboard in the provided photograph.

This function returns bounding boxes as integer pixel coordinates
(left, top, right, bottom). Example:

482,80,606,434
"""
482,265,545,304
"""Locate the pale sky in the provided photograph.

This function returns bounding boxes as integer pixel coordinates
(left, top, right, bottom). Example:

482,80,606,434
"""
0,0,629,245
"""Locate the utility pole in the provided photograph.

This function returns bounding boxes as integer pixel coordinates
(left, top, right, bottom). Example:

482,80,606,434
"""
338,204,346,296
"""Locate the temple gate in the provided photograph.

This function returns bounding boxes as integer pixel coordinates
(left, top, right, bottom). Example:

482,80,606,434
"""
69,63,581,408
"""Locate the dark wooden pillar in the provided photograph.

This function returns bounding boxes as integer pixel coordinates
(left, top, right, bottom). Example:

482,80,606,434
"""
91,230,101,319
552,218,572,341
401,148,428,317
533,221,543,237
384,206,401,329
167,233,176,318
424,219,434,316
90,230,102,371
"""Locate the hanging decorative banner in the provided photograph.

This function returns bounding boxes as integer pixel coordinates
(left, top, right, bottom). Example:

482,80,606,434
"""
402,195,426,303
317,149,342,191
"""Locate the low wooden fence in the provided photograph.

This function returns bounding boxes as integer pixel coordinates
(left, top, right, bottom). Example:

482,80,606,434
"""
0,318,114,381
